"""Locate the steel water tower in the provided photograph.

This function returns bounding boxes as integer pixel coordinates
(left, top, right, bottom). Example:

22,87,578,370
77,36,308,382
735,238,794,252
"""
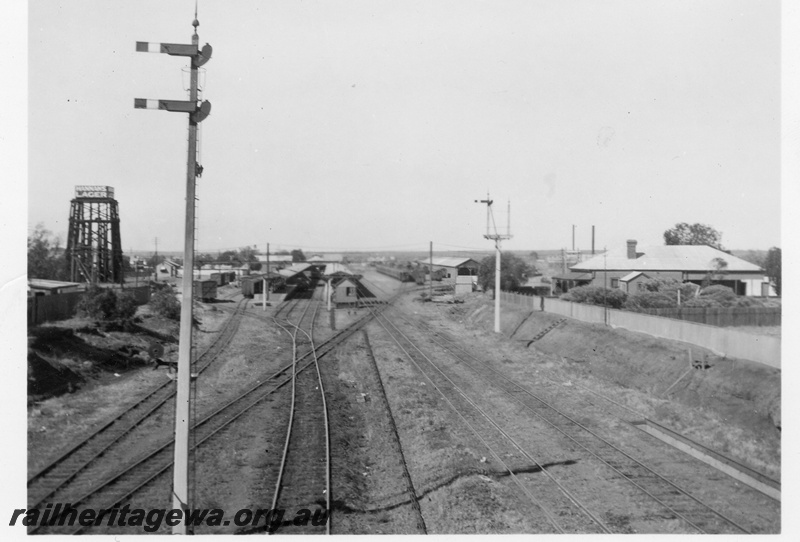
66,185,123,283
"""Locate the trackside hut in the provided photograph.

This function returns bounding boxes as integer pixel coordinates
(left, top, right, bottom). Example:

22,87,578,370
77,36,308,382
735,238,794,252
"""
333,277,359,305
570,240,771,296
321,263,376,307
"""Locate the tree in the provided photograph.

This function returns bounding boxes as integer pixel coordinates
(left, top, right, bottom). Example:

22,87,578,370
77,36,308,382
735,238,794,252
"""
478,253,533,294
702,257,728,288
28,223,68,280
763,247,781,295
195,253,215,264
237,246,259,262
217,250,240,264
291,249,306,262
663,222,724,249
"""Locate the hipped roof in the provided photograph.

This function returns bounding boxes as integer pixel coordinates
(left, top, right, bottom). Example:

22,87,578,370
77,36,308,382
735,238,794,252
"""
571,245,763,273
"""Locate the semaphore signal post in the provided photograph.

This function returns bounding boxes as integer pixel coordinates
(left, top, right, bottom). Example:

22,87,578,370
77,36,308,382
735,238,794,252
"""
134,13,212,535
476,194,512,334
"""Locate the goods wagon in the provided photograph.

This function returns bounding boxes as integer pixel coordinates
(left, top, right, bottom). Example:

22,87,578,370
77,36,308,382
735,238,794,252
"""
375,265,416,282
240,276,262,298
193,280,217,301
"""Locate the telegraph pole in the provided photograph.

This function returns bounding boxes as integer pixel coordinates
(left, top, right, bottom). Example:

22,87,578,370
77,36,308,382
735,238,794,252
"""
429,241,433,300
266,242,270,305
604,247,608,326
154,237,159,282
263,242,269,311
476,193,512,333
135,13,212,535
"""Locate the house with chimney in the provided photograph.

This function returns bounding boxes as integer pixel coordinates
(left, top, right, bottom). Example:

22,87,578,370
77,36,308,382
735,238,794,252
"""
566,240,772,297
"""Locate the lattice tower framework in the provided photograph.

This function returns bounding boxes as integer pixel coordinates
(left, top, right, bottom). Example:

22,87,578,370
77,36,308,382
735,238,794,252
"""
66,185,123,283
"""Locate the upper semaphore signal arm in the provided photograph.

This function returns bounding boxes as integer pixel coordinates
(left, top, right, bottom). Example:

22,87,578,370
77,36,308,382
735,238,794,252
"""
133,40,212,122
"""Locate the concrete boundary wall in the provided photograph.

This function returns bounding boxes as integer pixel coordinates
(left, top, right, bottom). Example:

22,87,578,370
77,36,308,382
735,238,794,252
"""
500,292,780,369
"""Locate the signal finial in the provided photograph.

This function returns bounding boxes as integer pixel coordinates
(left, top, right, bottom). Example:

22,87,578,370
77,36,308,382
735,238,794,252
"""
192,0,199,31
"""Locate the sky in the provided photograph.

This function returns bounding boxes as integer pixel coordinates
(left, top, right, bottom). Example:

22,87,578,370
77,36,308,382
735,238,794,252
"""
23,0,782,255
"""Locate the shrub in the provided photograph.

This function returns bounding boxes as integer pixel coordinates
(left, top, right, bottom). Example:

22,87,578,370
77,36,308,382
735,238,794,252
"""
682,296,722,308
624,291,677,310
115,291,139,321
78,286,139,321
149,286,181,320
733,296,765,308
699,284,735,297
78,286,118,320
639,277,680,292
560,285,627,309
697,285,738,307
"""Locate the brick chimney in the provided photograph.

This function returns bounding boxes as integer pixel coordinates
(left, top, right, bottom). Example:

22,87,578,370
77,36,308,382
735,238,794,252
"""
627,240,637,259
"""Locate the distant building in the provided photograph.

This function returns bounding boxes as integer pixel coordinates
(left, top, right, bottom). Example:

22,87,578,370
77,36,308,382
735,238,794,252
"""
414,257,480,285
569,240,772,296
255,254,294,273
308,253,344,263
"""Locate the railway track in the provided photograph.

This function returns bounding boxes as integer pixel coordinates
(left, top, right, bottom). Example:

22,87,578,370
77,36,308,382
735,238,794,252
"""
33,293,393,534
367,305,610,534
27,297,250,517
268,291,331,534
273,296,300,319
386,307,753,534
359,329,428,533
